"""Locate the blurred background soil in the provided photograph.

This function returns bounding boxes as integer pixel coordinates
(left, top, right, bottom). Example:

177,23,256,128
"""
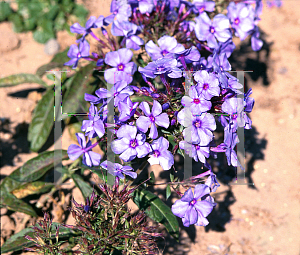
1,0,300,254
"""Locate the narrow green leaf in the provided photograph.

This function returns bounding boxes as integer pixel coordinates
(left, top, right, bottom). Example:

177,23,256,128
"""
130,95,153,103
133,188,179,240
149,171,155,184
1,222,80,253
170,173,174,182
71,173,95,199
0,73,47,88
0,175,24,193
62,63,98,119
0,188,37,217
9,150,69,182
166,184,172,200
28,86,54,151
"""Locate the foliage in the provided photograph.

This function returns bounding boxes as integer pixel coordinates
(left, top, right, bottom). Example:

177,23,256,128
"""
0,0,88,43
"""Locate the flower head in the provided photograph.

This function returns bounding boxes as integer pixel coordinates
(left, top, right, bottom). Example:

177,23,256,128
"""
100,160,137,179
64,41,90,69
171,184,215,227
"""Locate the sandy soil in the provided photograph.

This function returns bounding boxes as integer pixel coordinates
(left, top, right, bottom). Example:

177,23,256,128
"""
1,1,300,254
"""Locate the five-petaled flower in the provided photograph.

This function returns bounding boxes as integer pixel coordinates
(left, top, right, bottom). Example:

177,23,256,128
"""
171,184,215,227
100,160,137,179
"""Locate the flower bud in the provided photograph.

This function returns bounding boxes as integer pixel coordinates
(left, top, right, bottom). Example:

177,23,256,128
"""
162,103,170,110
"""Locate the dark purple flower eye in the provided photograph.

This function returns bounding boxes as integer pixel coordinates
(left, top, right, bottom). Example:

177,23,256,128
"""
234,17,240,25
117,63,124,71
161,50,169,56
203,83,209,90
190,198,197,206
209,26,215,34
193,98,200,104
130,139,137,148
152,150,160,157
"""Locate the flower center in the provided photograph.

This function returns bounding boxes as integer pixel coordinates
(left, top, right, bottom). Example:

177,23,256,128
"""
193,98,200,104
220,66,223,71
203,83,209,90
153,150,160,157
190,198,197,206
234,18,240,25
195,145,200,150
161,50,169,56
149,115,155,122
130,139,137,148
199,6,205,13
156,66,164,72
210,26,215,34
77,52,81,58
232,113,237,120
194,120,201,128
117,63,124,71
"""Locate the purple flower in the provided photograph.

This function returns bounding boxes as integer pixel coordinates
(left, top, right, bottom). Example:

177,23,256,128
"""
118,97,139,122
194,70,220,100
177,109,216,145
227,2,255,41
111,125,151,162
211,129,243,168
145,35,185,61
179,141,210,163
109,0,132,21
81,104,105,139
100,160,137,179
128,0,154,14
104,48,137,84
112,20,144,50
192,0,215,15
222,97,245,131
148,137,174,170
180,86,212,115
94,81,134,107
205,172,220,192
250,26,263,51
171,184,214,227
136,100,169,139
64,41,90,69
67,133,102,167
70,16,109,43
138,57,182,79
212,52,231,88
195,12,231,49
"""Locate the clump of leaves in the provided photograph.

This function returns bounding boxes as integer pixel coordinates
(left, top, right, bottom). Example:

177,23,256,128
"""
66,177,163,255
0,0,88,43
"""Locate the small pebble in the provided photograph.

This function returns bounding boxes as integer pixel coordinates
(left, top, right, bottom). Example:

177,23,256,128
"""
44,39,60,55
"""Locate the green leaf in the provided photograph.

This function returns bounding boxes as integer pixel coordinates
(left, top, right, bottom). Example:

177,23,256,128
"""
149,171,155,184
177,147,185,158
166,184,171,200
61,0,74,13
133,188,179,240
62,63,98,119
35,47,70,77
1,222,80,253
130,95,153,103
0,73,47,88
46,74,55,81
23,17,37,31
9,13,24,33
0,187,37,217
54,11,66,31
33,19,55,43
72,4,89,25
0,2,12,21
0,175,25,193
8,150,69,183
28,86,54,151
170,173,174,182
46,5,59,20
12,181,54,199
71,173,95,199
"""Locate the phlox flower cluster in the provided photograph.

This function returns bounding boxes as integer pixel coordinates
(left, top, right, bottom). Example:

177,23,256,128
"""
66,0,257,228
